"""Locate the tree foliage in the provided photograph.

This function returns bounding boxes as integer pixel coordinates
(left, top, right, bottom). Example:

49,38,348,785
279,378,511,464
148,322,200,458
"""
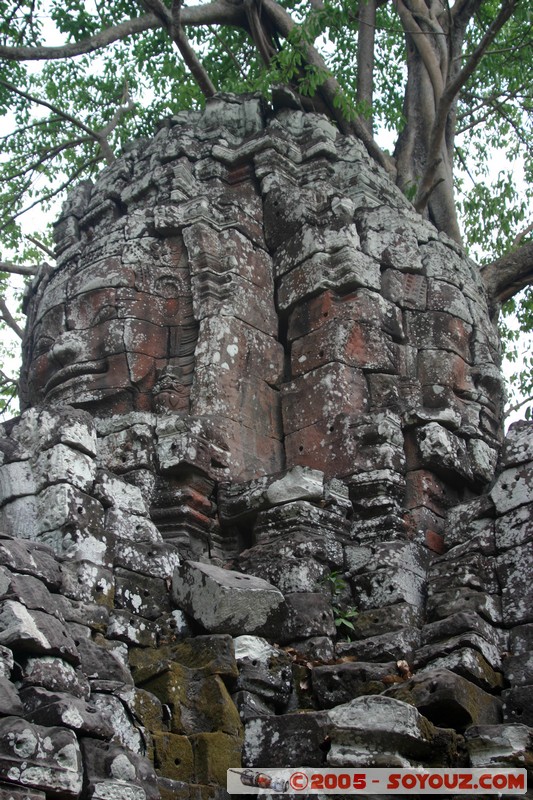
0,0,532,417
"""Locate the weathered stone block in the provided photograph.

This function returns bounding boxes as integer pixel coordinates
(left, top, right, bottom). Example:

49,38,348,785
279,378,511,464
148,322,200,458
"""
291,319,398,376
21,685,114,738
502,686,533,727
277,243,380,312
282,362,368,435
0,717,82,797
465,723,533,769
349,568,425,611
0,461,37,505
497,544,533,626
81,738,159,800
141,663,242,736
106,609,158,648
233,684,276,718
243,712,330,767
252,505,347,560
233,636,292,707
421,612,503,650
0,601,80,664
491,464,533,515
345,603,422,641
114,568,171,621
417,647,503,691
0,677,23,716
35,443,96,491
153,733,194,782
280,592,335,641
0,540,61,590
499,421,533,468
495,503,533,551
326,696,458,767
0,496,38,540
36,482,105,536
383,668,501,730
426,587,502,626
90,692,145,754
345,541,430,577
60,561,114,607
312,661,398,708
76,637,134,686
18,655,90,699
172,560,285,637
503,651,533,687
191,732,242,784
336,627,420,663
218,466,326,523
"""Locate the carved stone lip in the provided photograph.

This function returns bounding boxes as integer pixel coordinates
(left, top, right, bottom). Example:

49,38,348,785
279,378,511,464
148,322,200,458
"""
44,359,108,395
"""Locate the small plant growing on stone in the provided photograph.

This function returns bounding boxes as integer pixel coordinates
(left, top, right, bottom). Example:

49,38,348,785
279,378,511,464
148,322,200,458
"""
321,571,358,641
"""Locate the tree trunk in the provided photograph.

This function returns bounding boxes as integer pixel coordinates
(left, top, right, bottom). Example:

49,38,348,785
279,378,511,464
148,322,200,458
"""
393,2,463,243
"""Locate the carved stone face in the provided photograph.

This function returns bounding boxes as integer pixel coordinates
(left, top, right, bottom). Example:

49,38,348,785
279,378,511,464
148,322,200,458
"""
22,240,196,415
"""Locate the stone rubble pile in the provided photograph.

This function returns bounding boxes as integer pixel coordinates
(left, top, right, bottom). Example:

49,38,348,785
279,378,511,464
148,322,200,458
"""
0,94,529,797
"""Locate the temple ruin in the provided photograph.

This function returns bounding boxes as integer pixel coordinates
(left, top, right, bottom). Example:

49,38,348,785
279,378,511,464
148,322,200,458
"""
0,93,531,798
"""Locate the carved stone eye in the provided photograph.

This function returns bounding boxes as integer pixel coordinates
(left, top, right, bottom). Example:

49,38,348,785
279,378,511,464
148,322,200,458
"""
33,335,54,356
91,305,119,325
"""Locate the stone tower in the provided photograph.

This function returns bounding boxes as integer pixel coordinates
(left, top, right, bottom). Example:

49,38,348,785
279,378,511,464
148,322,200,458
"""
0,94,530,798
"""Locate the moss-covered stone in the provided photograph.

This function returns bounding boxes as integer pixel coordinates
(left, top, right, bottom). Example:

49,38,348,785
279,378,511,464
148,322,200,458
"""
153,732,194,781
142,663,243,736
191,731,243,785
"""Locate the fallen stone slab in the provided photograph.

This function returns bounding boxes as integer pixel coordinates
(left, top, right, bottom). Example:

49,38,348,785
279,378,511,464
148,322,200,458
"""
327,695,459,766
172,560,285,636
465,723,533,768
382,667,502,730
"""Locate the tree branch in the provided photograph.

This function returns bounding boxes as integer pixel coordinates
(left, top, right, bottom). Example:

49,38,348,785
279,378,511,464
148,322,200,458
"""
25,236,55,258
482,241,533,306
0,261,38,277
0,4,248,62
0,297,24,339
139,0,216,96
395,0,445,98
414,0,518,217
0,79,117,164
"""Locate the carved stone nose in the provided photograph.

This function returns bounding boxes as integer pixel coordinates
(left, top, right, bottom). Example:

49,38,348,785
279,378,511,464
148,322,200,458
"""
50,332,82,367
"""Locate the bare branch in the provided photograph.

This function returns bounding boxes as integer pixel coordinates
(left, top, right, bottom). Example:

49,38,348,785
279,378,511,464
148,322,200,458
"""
482,241,533,307
504,394,533,418
0,14,161,61
0,79,116,164
0,297,24,339
4,157,101,227
0,3,247,63
25,236,55,258
0,261,38,277
513,222,533,249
